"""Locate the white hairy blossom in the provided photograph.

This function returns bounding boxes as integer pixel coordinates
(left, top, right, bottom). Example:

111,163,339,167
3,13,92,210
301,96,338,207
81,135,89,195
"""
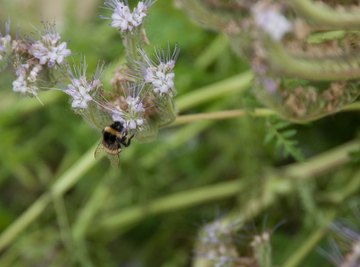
105,0,152,33
139,46,179,96
29,26,71,67
65,76,98,109
111,95,145,130
0,20,12,61
0,34,11,61
12,63,42,95
65,62,104,109
253,6,292,41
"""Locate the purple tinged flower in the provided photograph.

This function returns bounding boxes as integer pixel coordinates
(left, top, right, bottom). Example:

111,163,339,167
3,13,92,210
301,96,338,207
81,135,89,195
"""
104,0,153,33
111,94,145,130
65,63,102,109
29,25,71,68
0,20,12,61
139,45,179,96
253,5,292,41
66,76,94,109
12,63,42,95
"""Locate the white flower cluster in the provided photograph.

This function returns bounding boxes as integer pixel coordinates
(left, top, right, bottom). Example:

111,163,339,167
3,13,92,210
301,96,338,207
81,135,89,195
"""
111,95,145,130
140,46,179,97
0,21,11,62
106,0,152,33
0,34,11,61
12,63,43,95
65,65,103,109
253,6,292,41
29,28,71,67
65,76,95,109
144,61,175,96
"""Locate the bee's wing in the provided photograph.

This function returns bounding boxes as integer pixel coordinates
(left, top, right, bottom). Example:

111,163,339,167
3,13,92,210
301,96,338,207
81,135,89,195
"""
107,154,120,168
82,101,113,130
134,119,158,143
153,96,176,127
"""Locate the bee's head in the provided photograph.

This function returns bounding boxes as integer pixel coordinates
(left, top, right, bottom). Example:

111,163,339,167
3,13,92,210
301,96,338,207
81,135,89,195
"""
111,121,125,132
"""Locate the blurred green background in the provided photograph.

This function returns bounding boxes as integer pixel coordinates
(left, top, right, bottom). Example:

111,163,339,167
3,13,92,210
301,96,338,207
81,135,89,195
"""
0,0,360,266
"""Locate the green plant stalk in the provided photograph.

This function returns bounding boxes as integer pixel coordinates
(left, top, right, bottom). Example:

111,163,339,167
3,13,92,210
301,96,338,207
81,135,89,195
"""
194,34,228,70
52,195,77,266
267,41,360,81
0,143,100,252
72,178,110,242
0,90,64,121
176,71,253,112
282,211,336,267
95,140,359,234
173,101,360,126
95,179,247,233
290,0,360,29
283,168,360,267
283,140,359,180
173,108,275,126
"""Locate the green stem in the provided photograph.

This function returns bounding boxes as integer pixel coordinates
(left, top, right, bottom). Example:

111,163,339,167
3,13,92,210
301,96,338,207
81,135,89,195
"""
95,140,359,235
72,178,110,242
194,34,228,70
94,179,247,233
0,91,64,122
176,71,253,112
173,101,360,126
0,143,100,252
173,108,275,125
283,140,359,180
290,0,360,29
267,41,360,81
283,168,360,267
282,211,336,267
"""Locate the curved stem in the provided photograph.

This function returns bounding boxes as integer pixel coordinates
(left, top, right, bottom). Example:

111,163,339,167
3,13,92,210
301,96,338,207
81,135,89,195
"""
0,143,100,252
173,108,275,126
95,179,247,233
290,0,360,29
172,101,360,126
95,140,360,235
176,71,253,112
267,41,360,81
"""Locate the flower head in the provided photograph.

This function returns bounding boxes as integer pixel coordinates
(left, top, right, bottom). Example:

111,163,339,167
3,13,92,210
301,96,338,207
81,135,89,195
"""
12,63,42,96
253,5,292,41
0,20,12,62
104,0,153,33
29,23,71,67
65,63,102,109
110,86,146,130
138,45,179,96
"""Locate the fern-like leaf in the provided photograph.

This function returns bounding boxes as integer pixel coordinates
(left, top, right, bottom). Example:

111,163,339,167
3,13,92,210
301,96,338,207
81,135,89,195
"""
265,116,304,161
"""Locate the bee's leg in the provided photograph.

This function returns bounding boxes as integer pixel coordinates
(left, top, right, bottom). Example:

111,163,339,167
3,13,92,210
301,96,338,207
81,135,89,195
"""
122,134,134,147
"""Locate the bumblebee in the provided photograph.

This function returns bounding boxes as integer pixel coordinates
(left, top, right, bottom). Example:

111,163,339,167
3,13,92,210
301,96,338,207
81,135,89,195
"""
101,121,134,154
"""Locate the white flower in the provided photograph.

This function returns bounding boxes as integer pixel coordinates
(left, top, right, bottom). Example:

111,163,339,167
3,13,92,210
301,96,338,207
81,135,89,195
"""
65,62,103,109
110,94,145,130
29,25,71,67
253,6,292,41
0,20,12,61
65,76,96,109
105,0,152,33
28,64,42,83
12,76,28,94
139,46,179,96
12,64,40,95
